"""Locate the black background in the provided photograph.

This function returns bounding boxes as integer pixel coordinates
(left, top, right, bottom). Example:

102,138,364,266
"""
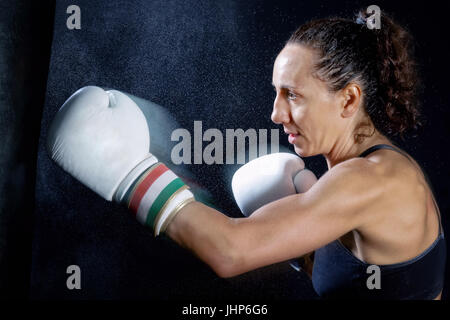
1,0,449,300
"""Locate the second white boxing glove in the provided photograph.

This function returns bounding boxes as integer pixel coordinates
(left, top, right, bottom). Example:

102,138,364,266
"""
231,153,317,217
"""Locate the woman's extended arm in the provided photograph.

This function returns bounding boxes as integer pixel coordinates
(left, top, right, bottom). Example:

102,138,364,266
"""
167,157,388,277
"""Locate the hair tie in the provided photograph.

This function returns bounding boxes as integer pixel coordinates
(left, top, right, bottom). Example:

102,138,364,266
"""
355,10,370,26
356,16,366,25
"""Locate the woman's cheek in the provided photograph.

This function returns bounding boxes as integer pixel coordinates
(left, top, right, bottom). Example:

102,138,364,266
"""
291,106,306,126
293,107,310,134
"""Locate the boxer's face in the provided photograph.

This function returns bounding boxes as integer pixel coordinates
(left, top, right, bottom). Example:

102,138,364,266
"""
271,44,345,157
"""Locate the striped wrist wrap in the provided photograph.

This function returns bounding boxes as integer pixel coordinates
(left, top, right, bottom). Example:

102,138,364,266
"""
123,162,195,236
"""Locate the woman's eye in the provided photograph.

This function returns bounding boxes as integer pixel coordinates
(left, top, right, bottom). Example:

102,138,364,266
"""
287,91,297,100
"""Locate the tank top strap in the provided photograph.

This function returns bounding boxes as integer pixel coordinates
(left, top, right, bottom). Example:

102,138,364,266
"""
358,144,444,236
358,143,402,158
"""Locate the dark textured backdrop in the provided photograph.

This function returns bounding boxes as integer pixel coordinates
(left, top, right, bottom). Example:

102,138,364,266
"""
0,0,448,300
0,0,55,299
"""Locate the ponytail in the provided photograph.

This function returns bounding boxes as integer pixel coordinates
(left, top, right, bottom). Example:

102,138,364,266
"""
359,10,422,137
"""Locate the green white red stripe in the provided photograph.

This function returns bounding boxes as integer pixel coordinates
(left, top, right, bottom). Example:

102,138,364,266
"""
156,188,195,235
125,163,194,233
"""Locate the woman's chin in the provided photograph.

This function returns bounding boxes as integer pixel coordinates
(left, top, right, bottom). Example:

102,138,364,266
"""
293,144,307,157
293,141,316,158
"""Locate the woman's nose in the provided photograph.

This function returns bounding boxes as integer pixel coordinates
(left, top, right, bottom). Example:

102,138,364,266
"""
271,97,290,124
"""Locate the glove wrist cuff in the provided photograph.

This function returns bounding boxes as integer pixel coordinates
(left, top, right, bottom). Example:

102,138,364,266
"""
120,162,194,236
114,155,158,203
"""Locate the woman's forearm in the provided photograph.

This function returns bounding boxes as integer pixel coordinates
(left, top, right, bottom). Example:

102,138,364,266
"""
166,201,242,277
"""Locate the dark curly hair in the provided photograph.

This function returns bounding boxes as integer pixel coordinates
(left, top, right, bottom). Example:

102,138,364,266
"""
287,10,422,143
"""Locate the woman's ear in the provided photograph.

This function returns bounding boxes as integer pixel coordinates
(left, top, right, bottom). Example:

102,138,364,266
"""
340,83,362,118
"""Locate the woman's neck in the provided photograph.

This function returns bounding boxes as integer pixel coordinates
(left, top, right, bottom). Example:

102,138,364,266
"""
324,133,392,169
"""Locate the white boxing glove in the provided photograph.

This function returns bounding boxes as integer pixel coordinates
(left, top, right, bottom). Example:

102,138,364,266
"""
231,153,317,217
47,86,195,236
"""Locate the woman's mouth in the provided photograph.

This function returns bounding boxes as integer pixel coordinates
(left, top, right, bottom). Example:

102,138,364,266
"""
288,133,300,144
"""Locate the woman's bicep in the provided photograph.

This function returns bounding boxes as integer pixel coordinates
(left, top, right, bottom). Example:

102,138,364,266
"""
231,160,382,275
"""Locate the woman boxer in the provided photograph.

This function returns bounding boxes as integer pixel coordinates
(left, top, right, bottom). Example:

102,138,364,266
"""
165,11,446,299
47,10,446,300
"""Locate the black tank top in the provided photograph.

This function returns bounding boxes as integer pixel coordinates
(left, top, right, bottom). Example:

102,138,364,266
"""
311,144,447,299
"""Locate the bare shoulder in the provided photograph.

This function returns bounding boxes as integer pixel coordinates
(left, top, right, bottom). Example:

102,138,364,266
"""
359,147,432,225
330,147,423,192
309,148,426,228
335,147,437,264
299,156,391,230
360,147,428,196
314,155,390,200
